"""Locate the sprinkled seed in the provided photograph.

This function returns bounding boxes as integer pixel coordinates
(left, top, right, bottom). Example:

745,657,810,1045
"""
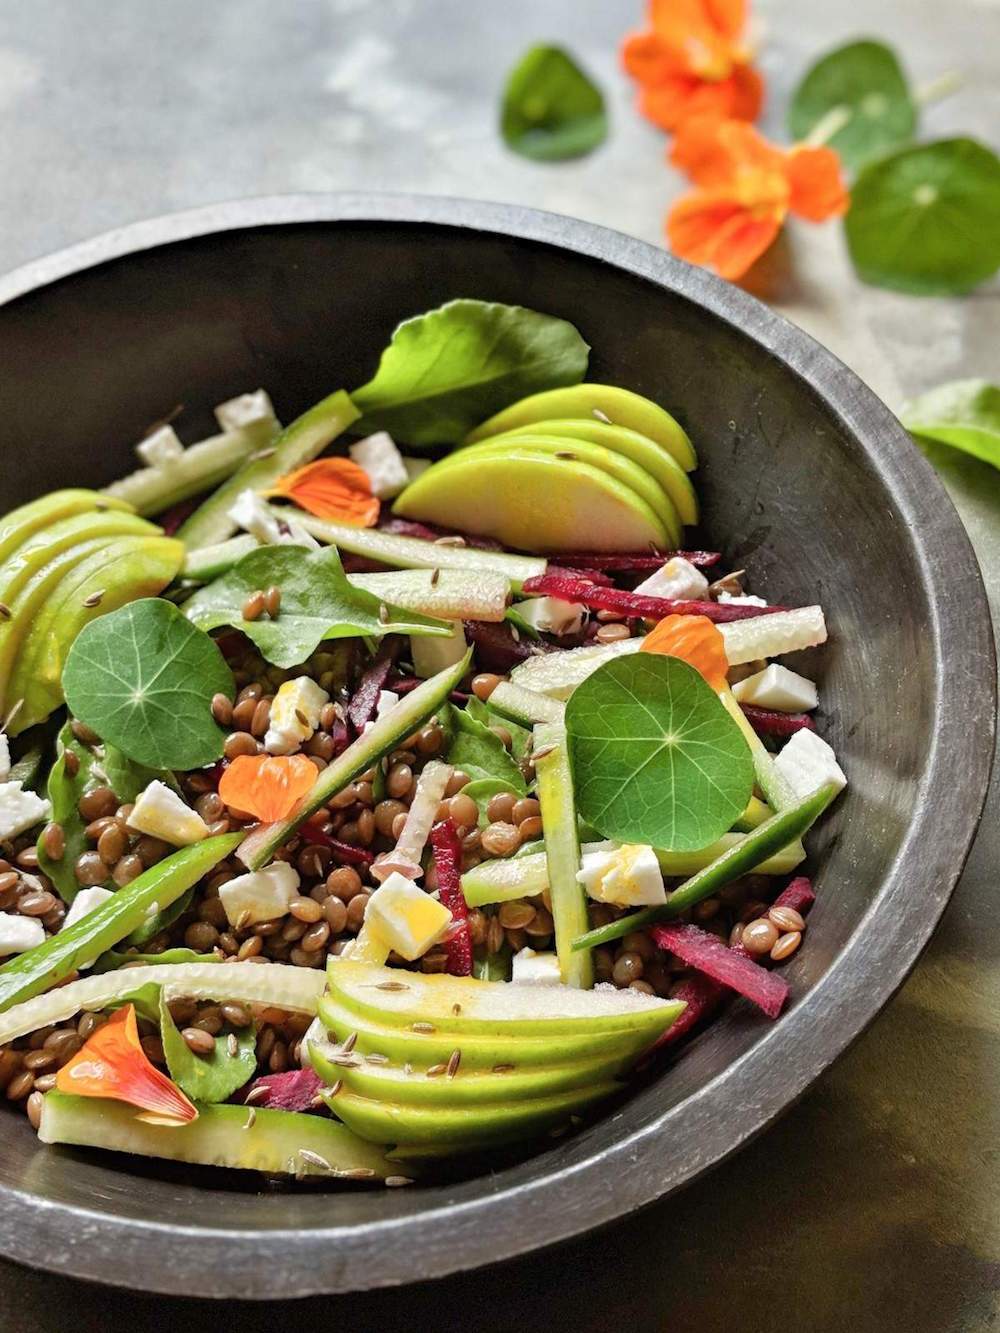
402,1062,413,1076
227,1033,239,1058
82,589,105,608
446,1049,461,1078
242,590,266,621
211,693,234,725
244,1084,270,1104
385,1175,415,1188
338,1167,377,1180
326,1079,343,1097
451,1003,462,1016
236,909,253,931
411,1021,435,1034
378,603,390,624
0,602,10,620
592,408,612,423
426,1063,448,1077
768,905,806,933
531,744,556,763
365,1053,389,1065
555,451,577,460
509,624,520,642
433,535,466,547
342,1032,358,1053
430,567,440,586
771,930,802,961
328,1052,361,1067
493,1063,515,1073
243,1108,257,1130
298,1148,333,1172
374,981,410,992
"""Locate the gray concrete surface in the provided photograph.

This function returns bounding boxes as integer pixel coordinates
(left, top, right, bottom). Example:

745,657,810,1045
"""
0,0,998,1328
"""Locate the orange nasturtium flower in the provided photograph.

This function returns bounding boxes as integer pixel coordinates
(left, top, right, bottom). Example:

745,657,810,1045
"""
622,0,763,133
667,118,849,280
219,753,318,824
267,457,380,526
55,1004,197,1125
642,613,729,691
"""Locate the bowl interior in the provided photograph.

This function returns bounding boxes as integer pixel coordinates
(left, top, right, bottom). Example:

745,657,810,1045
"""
0,205,990,1297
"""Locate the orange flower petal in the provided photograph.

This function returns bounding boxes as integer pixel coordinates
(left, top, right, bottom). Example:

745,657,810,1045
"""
785,145,850,222
55,1005,197,1123
702,0,748,44
640,68,762,133
219,753,318,824
622,30,685,84
268,458,380,527
668,189,783,280
642,613,729,690
727,62,765,122
672,119,784,184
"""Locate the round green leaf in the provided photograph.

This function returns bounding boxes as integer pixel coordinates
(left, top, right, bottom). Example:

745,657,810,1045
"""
501,45,607,162
902,379,1000,470
62,598,233,770
565,654,754,852
846,139,1000,295
789,40,915,173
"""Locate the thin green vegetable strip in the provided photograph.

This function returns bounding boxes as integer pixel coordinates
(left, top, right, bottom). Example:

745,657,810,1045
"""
534,722,592,988
719,687,797,811
0,833,243,1014
572,783,839,950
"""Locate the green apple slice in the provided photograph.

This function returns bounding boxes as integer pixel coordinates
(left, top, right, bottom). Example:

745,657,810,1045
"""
427,435,682,546
393,450,668,553
0,489,131,566
467,384,697,472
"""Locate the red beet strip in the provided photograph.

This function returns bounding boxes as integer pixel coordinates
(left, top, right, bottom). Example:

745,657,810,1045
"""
546,564,615,587
741,705,816,737
347,638,400,731
651,923,790,1019
379,516,503,551
429,819,472,976
243,1068,324,1112
520,574,788,623
557,550,722,571
772,876,816,916
298,822,375,866
656,973,726,1047
463,619,555,673
388,676,470,704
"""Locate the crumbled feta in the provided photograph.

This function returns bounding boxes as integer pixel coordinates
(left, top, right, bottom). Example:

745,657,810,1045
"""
633,557,709,601
62,886,114,932
0,733,10,782
362,689,400,735
0,782,51,842
402,456,431,483
719,591,769,607
773,729,847,799
228,489,319,549
214,389,278,434
264,677,331,755
363,871,452,960
410,622,468,679
731,663,818,712
511,947,562,986
0,913,44,956
349,432,410,500
127,781,209,846
577,841,666,908
219,861,300,928
136,424,184,468
514,597,586,637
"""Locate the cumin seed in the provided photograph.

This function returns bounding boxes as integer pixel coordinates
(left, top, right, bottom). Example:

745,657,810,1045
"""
446,1049,461,1078
426,1063,447,1077
555,451,577,460
227,1033,238,1058
326,1079,343,1097
295,708,309,726
451,1003,462,1015
492,1063,515,1073
433,535,466,547
243,1108,257,1130
338,1167,377,1180
374,981,409,992
0,603,10,620
509,624,520,642
411,1021,435,1033
531,744,556,763
342,1032,358,1053
244,1085,270,1105
298,1148,332,1172
592,408,612,423
378,603,390,624
82,589,105,608
365,1052,389,1065
430,567,440,586
385,1175,415,1188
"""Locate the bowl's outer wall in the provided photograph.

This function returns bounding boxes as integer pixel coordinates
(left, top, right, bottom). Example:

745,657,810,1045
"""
0,202,991,1298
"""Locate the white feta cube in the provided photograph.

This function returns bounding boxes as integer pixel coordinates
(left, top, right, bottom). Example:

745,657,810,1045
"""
136,424,184,468
214,389,278,434
0,912,44,956
219,861,300,928
62,886,114,932
0,782,51,842
264,676,331,755
228,489,319,549
719,591,769,607
127,781,209,847
731,663,818,712
633,557,709,601
410,622,468,679
511,947,562,986
363,871,452,961
514,597,586,637
349,432,410,500
0,733,10,782
577,841,666,908
402,456,431,483
773,729,847,799
362,690,400,735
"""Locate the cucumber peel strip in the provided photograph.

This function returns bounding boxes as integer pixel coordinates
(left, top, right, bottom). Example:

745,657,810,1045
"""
534,721,592,988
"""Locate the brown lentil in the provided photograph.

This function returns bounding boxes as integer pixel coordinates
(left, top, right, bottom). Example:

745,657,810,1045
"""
224,731,259,761
525,906,554,938
6,1069,34,1100
416,724,444,756
78,786,118,821
236,935,264,960
221,1002,252,1028
345,893,369,932
264,585,282,618
486,914,505,954
471,673,503,702
113,854,144,887
771,930,802,962
612,952,644,985
140,1035,165,1064
386,763,414,800
232,697,258,731
210,692,234,725
70,720,101,746
498,899,535,931
481,822,521,858
447,793,478,835
41,823,65,861
300,921,331,952
511,797,541,825
63,749,80,779
518,815,543,841
693,897,721,922
444,770,470,797
22,1048,57,1072
182,1027,216,1056
19,890,58,918
768,905,806,933
374,799,407,837
26,1090,44,1129
490,725,513,750
729,923,745,948
595,622,631,644
322,897,348,933
96,824,127,866
741,918,780,955
15,847,39,870
74,851,109,887
242,590,266,621
250,697,272,737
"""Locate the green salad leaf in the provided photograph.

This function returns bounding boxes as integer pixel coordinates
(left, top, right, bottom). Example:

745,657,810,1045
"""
465,695,532,762
91,946,219,974
99,744,167,804
104,982,163,1024
126,885,197,949
902,379,1000,471
845,139,1000,295
351,299,590,447
159,988,257,1104
462,778,514,825
501,44,607,161
788,40,915,172
443,704,527,794
36,722,103,903
565,655,754,851
63,600,233,772
183,545,448,669
473,944,512,982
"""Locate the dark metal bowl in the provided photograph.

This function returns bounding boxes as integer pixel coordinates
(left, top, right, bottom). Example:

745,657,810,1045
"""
0,195,992,1298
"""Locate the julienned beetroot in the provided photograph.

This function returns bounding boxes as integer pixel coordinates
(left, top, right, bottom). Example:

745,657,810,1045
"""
651,923,790,1018
463,620,554,674
429,819,472,976
378,516,503,551
347,639,400,731
557,550,722,571
740,705,817,737
298,823,375,866
520,574,788,623
656,973,725,1047
772,876,815,915
388,676,470,704
243,1067,323,1112
546,564,615,587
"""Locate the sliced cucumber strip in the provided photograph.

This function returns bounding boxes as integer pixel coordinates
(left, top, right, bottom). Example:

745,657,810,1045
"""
182,534,260,582
487,680,565,727
347,569,510,622
533,722,592,988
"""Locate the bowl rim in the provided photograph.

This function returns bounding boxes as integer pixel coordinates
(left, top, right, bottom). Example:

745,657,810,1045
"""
0,192,994,1298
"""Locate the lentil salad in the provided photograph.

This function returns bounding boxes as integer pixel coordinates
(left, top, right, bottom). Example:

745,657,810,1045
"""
0,298,844,1179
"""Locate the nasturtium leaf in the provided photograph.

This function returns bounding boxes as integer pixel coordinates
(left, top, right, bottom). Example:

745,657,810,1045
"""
845,139,1000,295
902,379,1000,471
443,704,527,794
788,40,915,172
63,599,233,771
183,544,448,668
159,989,257,1104
351,299,590,447
565,654,753,852
501,44,607,162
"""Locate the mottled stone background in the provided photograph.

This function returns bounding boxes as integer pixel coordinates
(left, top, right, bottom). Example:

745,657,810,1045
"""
0,1,998,1329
